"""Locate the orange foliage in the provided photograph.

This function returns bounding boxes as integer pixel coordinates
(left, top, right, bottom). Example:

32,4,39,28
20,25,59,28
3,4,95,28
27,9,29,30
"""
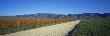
0,18,67,26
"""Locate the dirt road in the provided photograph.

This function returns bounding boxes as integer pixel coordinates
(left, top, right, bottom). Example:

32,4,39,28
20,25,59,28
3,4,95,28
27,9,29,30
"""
0,20,81,36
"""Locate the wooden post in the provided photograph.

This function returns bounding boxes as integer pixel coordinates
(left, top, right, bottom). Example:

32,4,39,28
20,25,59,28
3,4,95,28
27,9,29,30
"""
17,19,20,31
18,20,19,26
38,18,39,24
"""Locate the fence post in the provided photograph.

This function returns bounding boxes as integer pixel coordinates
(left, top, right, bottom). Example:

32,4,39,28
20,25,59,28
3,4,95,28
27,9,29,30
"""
38,18,39,24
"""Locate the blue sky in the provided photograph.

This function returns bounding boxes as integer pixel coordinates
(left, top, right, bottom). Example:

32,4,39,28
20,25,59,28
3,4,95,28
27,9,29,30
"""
0,0,110,16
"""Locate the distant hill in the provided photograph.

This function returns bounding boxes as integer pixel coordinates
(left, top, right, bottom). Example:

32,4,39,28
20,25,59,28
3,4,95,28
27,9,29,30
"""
0,13,110,19
15,13,66,19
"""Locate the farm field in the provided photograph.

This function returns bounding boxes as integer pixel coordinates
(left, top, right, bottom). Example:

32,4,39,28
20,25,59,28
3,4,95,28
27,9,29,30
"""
68,18,110,36
0,18,72,35
0,20,81,36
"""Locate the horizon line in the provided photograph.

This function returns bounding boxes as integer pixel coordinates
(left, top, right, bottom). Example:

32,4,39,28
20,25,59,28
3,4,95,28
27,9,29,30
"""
0,12,110,16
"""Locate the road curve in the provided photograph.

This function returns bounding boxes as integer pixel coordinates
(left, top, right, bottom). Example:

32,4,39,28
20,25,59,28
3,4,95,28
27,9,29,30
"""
0,20,81,36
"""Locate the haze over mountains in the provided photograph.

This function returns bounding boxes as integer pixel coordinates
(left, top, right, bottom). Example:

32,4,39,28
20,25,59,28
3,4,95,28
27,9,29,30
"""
0,13,110,19
15,13,66,19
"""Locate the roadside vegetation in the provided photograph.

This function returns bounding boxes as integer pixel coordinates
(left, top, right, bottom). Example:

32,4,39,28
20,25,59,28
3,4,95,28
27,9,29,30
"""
68,18,110,36
0,23,57,35
0,18,74,35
